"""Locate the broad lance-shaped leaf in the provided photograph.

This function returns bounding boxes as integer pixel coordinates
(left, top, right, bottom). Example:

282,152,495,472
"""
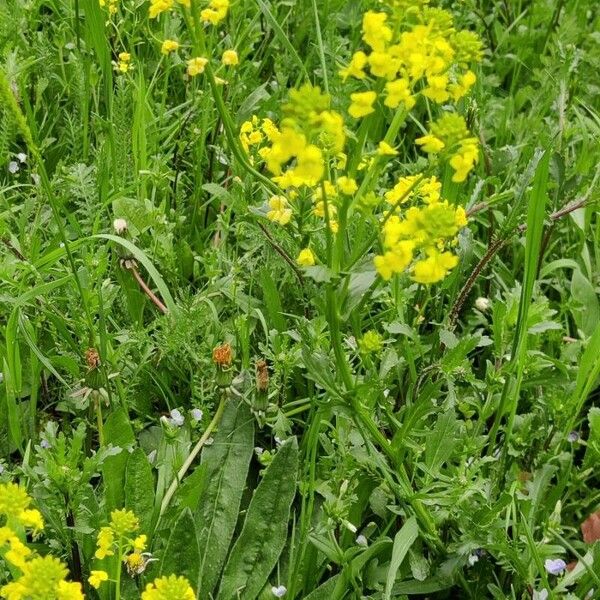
102,408,135,511
124,448,154,534
160,508,200,586
384,517,419,600
217,437,299,600
196,399,254,596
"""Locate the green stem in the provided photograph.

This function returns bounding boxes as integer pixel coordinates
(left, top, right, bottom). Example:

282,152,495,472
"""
115,546,122,600
159,395,227,517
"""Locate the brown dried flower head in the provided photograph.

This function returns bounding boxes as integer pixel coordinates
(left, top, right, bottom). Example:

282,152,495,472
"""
85,348,101,370
212,343,233,367
256,359,269,392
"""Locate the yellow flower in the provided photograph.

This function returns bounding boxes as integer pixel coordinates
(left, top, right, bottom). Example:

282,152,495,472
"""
57,580,84,600
337,176,358,195
362,11,392,52
0,483,32,519
423,74,450,103
5,537,32,569
340,51,368,80
368,51,399,79
110,509,139,536
89,570,109,589
148,0,173,18
384,78,416,110
377,141,398,156
267,196,292,226
95,526,115,559
142,575,196,600
200,0,229,24
374,242,415,280
222,49,239,66
187,57,208,77
449,70,477,100
412,248,459,284
133,534,147,551
297,248,316,266
415,134,445,153
161,39,179,55
348,91,377,119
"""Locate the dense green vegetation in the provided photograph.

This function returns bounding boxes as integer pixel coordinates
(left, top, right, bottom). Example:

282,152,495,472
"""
0,0,599,598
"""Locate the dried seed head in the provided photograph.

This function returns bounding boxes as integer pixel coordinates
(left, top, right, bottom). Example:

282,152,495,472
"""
85,348,101,370
256,359,269,392
212,343,233,367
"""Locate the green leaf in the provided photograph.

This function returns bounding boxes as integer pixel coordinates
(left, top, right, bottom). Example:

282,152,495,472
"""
424,410,459,479
196,400,255,596
384,517,419,600
160,508,200,586
570,268,600,337
259,269,286,332
124,448,155,534
217,437,299,600
93,234,177,314
102,408,135,511
303,575,341,600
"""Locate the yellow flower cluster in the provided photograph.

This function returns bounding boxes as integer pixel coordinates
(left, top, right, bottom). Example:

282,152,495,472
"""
1,555,83,600
254,85,345,190
374,175,467,283
161,39,179,55
341,8,481,108
416,113,479,182
94,509,146,563
141,575,195,600
0,484,82,600
201,0,229,25
115,52,132,74
149,0,188,19
99,0,118,15
340,4,481,182
0,483,44,532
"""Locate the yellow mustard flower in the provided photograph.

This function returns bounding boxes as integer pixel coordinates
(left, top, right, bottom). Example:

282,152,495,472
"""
222,49,239,66
374,242,415,280
423,74,450,103
149,0,173,18
187,57,208,77
297,248,316,266
340,51,368,80
337,176,358,195
161,39,179,55
362,11,392,52
141,575,196,600
200,0,229,24
348,91,377,118
377,141,398,156
89,570,109,589
266,196,292,225
412,248,459,284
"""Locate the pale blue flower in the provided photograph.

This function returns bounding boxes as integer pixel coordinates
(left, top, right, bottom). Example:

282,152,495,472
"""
544,558,566,576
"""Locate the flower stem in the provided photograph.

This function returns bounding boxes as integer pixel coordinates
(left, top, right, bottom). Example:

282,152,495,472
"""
159,394,227,517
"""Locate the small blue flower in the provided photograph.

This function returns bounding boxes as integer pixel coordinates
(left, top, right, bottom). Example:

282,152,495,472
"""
40,439,51,449
271,586,287,598
191,408,203,422
544,558,566,576
567,431,579,443
169,409,185,427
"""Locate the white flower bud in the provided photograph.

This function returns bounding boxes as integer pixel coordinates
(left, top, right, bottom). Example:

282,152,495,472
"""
113,218,128,234
475,297,491,312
